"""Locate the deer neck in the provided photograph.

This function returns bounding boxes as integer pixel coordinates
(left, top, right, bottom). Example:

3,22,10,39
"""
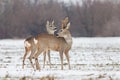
47,29,53,34
64,33,72,47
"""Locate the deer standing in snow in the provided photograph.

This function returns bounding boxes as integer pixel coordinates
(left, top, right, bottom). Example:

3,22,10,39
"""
22,20,57,69
33,20,72,70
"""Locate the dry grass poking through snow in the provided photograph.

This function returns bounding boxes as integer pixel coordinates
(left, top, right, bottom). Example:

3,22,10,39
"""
19,76,55,80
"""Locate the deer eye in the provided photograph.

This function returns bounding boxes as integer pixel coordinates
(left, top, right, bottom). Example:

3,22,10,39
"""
60,30,63,32
49,25,52,27
63,26,66,29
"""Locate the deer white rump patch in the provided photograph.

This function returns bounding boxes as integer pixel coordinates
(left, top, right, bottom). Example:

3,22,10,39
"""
34,38,38,44
25,41,31,47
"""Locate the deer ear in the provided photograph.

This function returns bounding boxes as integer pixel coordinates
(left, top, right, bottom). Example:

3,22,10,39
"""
66,22,70,29
46,20,49,25
65,17,69,22
61,20,64,28
52,20,54,24
65,17,68,19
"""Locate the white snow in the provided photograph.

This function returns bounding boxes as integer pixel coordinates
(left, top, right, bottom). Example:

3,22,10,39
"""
0,37,120,79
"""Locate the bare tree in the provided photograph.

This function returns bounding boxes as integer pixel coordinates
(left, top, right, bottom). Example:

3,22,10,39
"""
0,0,120,38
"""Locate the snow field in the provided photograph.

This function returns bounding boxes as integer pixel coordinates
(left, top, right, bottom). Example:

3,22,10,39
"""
0,38,120,80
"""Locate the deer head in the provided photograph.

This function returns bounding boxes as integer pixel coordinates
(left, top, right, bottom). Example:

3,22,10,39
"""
58,22,72,45
46,20,57,34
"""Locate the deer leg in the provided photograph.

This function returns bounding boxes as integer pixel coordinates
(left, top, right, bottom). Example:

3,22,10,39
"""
59,50,63,70
48,50,51,68
29,48,36,69
64,50,71,70
35,58,40,71
34,49,43,71
22,47,30,69
43,51,46,68
22,52,27,69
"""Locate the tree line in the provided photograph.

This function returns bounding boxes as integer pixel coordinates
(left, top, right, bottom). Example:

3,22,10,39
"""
0,0,120,38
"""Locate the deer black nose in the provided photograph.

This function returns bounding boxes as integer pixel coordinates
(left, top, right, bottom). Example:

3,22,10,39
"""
56,33,59,36
54,30,58,36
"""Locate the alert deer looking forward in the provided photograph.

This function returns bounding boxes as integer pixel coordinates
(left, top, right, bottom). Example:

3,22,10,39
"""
33,21,72,70
43,20,57,68
22,20,57,69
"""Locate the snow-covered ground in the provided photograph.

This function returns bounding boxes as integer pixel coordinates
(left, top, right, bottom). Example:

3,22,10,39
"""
0,37,120,80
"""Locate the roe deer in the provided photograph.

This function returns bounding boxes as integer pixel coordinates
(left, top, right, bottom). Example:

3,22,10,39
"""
22,20,57,69
46,20,57,34
43,20,57,68
33,22,72,71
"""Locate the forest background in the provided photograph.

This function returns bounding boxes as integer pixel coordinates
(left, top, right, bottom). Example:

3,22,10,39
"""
0,0,120,38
